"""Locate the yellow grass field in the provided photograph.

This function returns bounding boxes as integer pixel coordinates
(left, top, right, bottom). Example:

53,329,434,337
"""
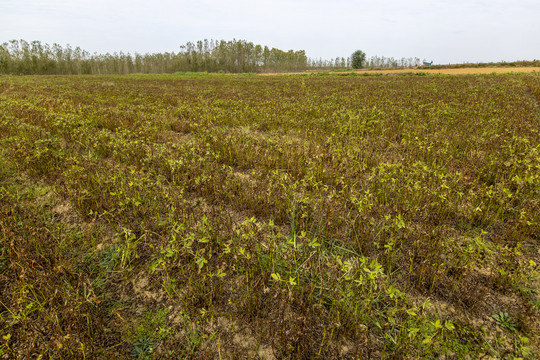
362,67,540,75
261,67,540,76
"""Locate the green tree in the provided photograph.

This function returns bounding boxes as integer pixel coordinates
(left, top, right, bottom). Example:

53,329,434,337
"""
351,50,366,69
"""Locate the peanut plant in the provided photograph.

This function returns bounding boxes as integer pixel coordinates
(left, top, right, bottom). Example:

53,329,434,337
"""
0,73,538,359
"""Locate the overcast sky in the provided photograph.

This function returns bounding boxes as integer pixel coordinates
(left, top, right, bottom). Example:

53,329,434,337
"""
1,0,539,64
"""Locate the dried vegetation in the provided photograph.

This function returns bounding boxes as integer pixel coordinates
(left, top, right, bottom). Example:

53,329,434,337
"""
0,73,539,359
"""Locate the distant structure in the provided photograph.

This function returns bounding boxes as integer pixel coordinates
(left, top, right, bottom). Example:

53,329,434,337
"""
423,61,433,66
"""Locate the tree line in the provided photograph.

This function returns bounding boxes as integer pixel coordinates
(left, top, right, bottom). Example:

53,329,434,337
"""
0,39,310,75
0,39,431,75
367,55,428,68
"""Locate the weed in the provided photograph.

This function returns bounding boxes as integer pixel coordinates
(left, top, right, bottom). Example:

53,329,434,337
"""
492,311,517,332
131,336,155,360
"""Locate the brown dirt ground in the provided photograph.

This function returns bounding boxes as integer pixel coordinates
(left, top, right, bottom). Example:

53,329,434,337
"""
260,67,540,76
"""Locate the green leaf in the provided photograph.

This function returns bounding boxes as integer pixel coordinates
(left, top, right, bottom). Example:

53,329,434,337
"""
408,328,419,338
196,256,207,269
406,309,417,316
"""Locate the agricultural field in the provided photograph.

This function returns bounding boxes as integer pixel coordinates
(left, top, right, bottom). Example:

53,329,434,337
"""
0,72,539,359
361,67,540,75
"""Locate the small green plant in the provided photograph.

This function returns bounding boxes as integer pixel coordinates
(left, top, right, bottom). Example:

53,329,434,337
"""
492,311,516,332
514,336,533,359
131,336,155,360
0,334,13,358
